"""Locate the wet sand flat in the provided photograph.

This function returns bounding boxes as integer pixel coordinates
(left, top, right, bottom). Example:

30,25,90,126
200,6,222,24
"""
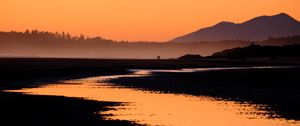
1,58,300,126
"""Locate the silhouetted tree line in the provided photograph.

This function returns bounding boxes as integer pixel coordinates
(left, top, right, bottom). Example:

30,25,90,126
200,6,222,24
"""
211,44,300,59
0,30,115,43
0,30,160,44
261,36,300,45
1,30,300,58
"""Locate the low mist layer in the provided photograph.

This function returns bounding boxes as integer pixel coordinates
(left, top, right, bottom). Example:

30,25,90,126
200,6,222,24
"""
1,30,299,59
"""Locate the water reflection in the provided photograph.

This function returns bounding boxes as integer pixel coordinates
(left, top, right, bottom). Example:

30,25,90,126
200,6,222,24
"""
6,67,300,126
129,66,297,73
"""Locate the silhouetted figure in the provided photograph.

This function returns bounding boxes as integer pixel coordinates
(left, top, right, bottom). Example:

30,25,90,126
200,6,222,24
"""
157,56,161,60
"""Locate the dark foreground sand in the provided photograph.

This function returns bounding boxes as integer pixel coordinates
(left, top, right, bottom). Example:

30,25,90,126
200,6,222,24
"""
1,58,299,89
0,92,136,126
1,58,300,125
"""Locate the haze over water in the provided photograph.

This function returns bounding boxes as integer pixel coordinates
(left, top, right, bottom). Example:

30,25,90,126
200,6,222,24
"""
6,67,300,126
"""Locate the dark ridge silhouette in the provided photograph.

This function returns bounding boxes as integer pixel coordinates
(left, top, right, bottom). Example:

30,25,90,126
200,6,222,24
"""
170,13,300,42
211,44,300,59
177,54,203,60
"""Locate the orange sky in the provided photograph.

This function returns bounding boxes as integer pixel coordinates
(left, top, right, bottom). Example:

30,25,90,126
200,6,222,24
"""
1,0,300,41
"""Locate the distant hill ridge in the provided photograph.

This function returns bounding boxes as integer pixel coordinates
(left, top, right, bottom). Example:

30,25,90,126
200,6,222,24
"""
171,13,300,42
1,30,300,58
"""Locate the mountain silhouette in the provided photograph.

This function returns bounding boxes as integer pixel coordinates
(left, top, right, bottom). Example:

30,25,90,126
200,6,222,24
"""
170,13,300,42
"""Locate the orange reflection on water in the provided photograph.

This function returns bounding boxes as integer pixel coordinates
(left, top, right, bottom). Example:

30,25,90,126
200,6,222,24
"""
6,73,300,126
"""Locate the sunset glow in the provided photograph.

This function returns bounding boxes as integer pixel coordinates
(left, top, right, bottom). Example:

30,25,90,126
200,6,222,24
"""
1,0,300,41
